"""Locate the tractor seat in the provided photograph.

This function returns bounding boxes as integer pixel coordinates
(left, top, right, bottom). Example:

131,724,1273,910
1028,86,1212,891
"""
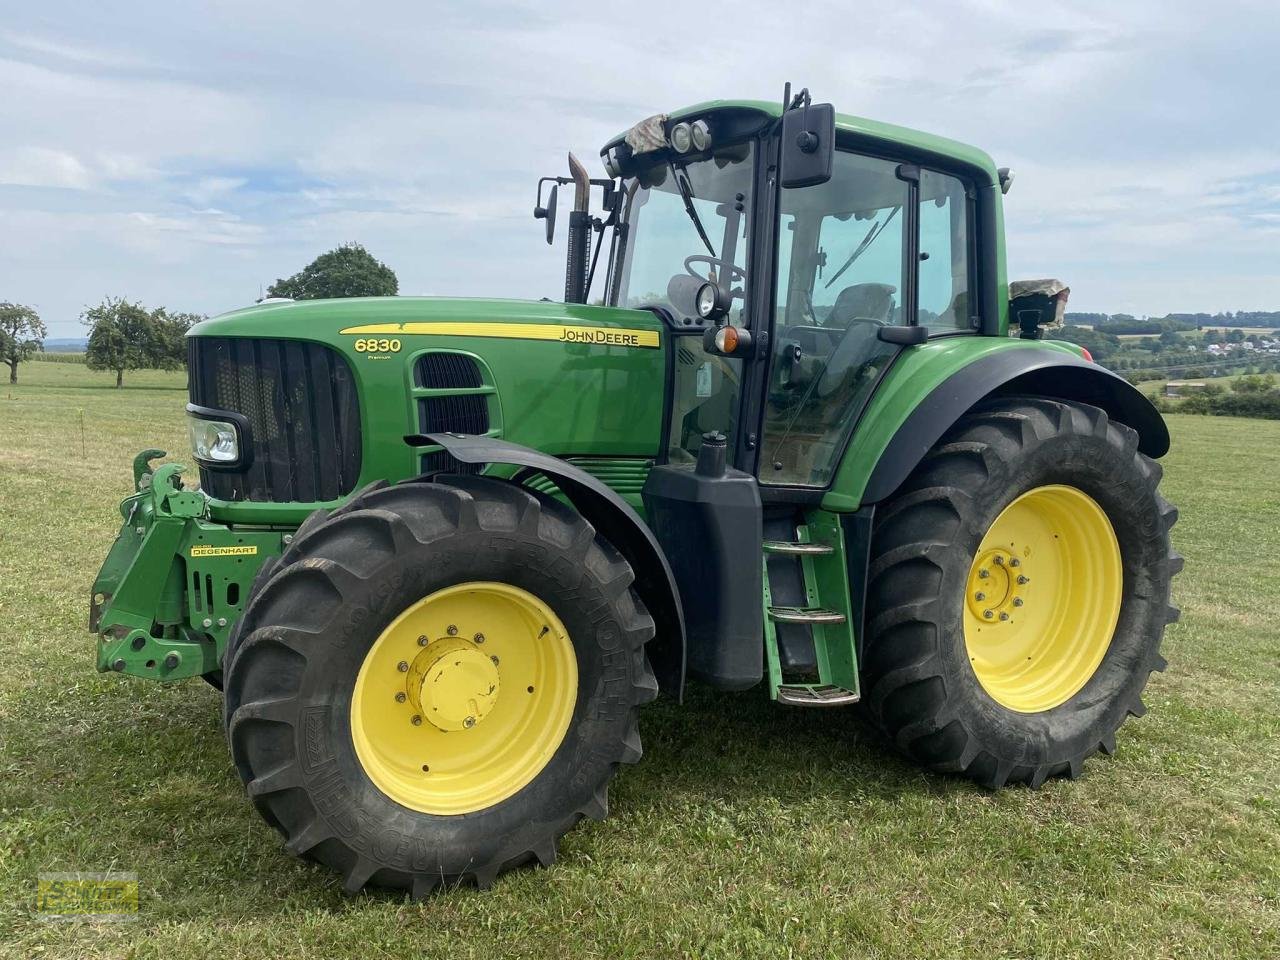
826,282,896,328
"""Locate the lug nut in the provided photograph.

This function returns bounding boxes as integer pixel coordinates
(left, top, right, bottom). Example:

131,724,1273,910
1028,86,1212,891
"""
463,716,476,729
1013,598,1024,607
993,556,1005,566
216,617,227,628
490,655,499,665
447,625,458,636
999,612,1010,621
395,692,407,703
411,715,422,726
397,660,409,672
473,633,485,644
1010,558,1021,568
978,568,990,579
202,618,213,628
974,592,986,601
983,610,994,620
418,635,428,646
163,652,180,670
282,534,293,545
1017,575,1030,585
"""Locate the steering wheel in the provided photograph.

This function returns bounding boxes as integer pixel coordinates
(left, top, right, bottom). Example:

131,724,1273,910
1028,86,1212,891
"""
816,317,885,398
684,254,746,289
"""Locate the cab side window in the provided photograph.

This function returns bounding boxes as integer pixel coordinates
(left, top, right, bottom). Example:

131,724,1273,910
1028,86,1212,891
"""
918,170,974,333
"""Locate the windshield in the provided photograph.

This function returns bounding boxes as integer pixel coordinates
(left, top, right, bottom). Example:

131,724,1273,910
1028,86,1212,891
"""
608,142,755,324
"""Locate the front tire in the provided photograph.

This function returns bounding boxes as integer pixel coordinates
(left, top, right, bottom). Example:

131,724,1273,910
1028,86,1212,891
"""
223,476,657,895
861,397,1181,788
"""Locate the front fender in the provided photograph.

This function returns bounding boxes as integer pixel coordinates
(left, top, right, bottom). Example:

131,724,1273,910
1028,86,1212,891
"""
420,432,687,700
825,338,1169,510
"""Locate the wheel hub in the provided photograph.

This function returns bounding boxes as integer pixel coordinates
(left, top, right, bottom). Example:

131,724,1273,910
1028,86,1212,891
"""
966,548,1029,623
408,637,500,732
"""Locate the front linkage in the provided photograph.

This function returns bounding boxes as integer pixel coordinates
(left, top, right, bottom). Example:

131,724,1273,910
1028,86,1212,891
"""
92,450,284,682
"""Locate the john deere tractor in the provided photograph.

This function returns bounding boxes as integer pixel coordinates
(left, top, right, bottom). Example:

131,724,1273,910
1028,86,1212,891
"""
91,90,1180,895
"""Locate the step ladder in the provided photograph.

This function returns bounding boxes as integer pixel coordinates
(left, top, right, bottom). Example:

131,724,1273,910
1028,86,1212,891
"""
762,513,860,707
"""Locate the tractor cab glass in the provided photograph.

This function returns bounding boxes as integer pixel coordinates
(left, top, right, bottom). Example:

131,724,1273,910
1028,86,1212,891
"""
761,153,976,487
609,142,756,465
762,149,910,486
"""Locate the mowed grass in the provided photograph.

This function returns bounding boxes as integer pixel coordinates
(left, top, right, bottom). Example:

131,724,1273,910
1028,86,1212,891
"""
1,361,1277,960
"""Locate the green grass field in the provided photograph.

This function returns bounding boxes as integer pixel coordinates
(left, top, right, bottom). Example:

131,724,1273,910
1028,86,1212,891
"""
1,362,1277,959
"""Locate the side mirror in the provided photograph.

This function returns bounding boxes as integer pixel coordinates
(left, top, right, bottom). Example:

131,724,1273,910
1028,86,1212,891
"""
534,183,558,245
780,102,834,189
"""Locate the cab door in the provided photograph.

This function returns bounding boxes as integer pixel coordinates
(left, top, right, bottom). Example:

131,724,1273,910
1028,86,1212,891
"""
759,148,975,489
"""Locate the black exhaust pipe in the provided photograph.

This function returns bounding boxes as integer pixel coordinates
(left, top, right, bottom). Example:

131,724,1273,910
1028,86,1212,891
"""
564,152,591,304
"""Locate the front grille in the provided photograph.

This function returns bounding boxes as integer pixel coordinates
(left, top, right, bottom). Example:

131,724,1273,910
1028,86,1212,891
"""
188,337,362,502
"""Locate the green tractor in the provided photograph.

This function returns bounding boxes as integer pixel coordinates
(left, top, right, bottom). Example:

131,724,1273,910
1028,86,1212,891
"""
91,90,1180,896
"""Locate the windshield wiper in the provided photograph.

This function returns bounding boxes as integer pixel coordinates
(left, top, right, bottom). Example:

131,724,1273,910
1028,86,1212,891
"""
670,161,718,258
824,206,900,290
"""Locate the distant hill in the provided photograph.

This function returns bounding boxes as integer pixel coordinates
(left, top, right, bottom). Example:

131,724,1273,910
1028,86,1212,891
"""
1066,311,1280,330
41,338,88,352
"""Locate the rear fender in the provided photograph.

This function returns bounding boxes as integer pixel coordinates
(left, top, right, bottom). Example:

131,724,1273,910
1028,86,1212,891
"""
825,343,1169,511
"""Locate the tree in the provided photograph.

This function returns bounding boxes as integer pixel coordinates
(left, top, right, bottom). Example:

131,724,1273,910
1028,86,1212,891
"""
153,310,203,371
83,298,165,387
267,243,398,300
0,302,47,383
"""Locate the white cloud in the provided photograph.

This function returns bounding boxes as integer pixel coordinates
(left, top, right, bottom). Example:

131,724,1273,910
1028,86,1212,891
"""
0,0,1277,333
0,146,94,189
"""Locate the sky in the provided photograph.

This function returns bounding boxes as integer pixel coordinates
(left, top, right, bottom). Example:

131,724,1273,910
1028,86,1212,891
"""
2,0,1278,337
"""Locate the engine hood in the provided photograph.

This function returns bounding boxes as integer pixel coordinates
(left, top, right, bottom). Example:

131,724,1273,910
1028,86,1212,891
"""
191,296,664,347
187,297,670,504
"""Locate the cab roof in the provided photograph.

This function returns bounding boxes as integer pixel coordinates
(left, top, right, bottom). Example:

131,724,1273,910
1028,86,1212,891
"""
603,99,998,187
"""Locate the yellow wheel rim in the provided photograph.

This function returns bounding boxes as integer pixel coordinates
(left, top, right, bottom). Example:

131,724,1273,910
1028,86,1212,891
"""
963,485,1122,713
350,582,577,815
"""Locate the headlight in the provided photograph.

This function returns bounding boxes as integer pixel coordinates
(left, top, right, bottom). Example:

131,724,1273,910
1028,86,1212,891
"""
189,416,240,464
669,122,693,153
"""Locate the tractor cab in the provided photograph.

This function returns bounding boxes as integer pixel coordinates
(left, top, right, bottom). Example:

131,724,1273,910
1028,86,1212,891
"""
593,96,993,490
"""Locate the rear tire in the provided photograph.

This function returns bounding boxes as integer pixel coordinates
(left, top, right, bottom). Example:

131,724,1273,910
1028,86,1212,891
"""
861,397,1180,788
223,476,657,895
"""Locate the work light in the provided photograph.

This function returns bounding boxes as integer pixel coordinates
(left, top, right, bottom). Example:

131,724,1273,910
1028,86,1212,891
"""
189,416,240,464
690,119,710,151
695,282,718,318
669,122,693,153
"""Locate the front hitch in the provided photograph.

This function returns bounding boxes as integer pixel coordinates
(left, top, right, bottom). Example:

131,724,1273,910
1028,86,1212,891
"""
91,451,285,682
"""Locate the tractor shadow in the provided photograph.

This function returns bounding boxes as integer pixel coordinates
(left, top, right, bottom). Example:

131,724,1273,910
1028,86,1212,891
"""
620,679,983,811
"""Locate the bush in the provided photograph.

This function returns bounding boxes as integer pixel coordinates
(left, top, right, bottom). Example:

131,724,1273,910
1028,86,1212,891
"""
1175,386,1280,420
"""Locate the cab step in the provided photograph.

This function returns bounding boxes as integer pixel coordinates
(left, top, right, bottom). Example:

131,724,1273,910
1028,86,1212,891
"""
762,540,835,556
762,512,860,706
776,683,860,707
767,606,847,625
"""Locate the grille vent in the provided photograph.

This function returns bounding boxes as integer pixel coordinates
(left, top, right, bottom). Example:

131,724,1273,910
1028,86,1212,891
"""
415,352,483,389
414,351,497,476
